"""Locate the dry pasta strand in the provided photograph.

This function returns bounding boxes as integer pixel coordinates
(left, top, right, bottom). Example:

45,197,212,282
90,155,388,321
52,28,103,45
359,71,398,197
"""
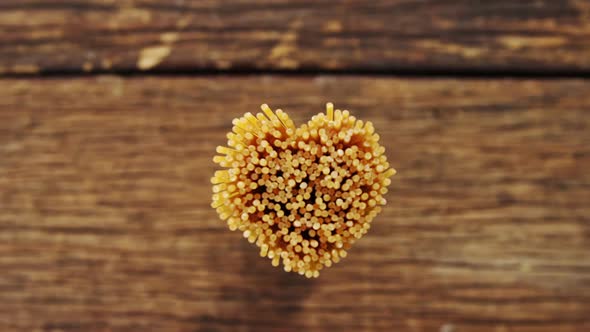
211,103,396,278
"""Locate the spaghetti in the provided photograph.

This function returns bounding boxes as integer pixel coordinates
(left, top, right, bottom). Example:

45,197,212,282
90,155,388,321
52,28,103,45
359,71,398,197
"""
212,103,395,277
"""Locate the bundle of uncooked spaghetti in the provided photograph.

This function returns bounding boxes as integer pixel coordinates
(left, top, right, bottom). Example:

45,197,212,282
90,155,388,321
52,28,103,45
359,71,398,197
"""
211,103,395,278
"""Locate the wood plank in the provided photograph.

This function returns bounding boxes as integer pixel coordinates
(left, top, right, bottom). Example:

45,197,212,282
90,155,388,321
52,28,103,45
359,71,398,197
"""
1,0,590,74
0,76,589,331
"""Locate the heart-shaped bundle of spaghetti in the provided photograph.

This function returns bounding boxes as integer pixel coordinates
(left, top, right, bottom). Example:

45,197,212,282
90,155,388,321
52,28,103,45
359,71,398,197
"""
212,103,395,278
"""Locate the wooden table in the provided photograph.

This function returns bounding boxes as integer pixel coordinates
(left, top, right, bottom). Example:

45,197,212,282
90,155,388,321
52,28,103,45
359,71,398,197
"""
1,1,589,331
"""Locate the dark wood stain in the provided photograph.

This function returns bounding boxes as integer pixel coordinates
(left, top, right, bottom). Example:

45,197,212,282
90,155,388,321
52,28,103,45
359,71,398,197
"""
1,0,590,74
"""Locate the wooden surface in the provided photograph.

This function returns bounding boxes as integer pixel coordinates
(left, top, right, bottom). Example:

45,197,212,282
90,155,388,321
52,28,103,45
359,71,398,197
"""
1,77,589,331
2,0,590,74
2,0,590,331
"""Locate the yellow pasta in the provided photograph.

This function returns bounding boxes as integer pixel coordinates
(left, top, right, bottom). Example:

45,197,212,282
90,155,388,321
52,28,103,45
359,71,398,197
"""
211,103,395,278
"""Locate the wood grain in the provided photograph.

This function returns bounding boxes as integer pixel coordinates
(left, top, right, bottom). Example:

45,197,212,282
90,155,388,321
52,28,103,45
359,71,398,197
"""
2,0,590,74
1,76,589,331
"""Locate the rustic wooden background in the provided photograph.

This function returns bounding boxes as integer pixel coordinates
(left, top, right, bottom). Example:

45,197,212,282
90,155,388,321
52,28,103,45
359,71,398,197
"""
1,1,590,332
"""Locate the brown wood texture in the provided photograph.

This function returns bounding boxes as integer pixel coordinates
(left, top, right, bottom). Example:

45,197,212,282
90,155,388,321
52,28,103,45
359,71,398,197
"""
0,76,589,331
2,0,590,74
